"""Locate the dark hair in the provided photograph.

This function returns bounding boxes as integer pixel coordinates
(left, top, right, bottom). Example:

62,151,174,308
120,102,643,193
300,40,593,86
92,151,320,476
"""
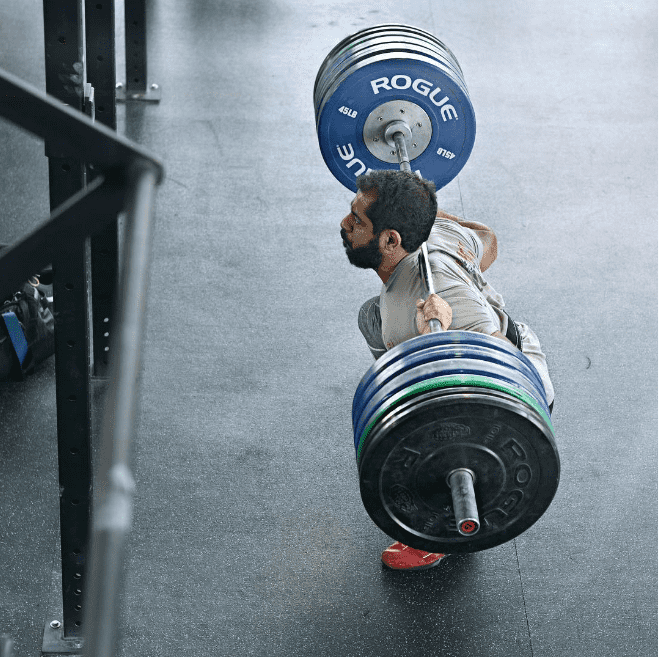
356,170,438,252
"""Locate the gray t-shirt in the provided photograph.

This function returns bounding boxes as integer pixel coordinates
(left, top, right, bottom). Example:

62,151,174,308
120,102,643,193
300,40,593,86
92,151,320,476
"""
380,218,509,350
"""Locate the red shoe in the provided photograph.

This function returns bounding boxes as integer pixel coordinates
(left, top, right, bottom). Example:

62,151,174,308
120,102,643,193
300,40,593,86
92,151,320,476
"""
381,541,447,571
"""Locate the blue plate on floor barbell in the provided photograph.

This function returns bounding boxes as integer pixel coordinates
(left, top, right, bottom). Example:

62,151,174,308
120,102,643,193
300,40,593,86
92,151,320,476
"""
353,358,551,449
352,336,547,428
352,341,547,430
352,331,546,419
315,55,476,192
355,382,554,466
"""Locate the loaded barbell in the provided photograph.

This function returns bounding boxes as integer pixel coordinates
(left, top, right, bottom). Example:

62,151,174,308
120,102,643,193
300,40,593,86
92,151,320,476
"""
315,25,560,553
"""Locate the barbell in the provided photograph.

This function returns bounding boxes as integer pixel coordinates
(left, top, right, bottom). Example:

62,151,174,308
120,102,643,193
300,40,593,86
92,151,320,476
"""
314,24,559,553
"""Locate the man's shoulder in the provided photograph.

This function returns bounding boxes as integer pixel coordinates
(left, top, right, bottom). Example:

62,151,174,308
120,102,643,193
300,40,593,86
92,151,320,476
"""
432,217,474,236
430,218,482,259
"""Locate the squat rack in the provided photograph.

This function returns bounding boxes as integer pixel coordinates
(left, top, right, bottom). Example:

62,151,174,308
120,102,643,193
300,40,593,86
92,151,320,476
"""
0,0,162,654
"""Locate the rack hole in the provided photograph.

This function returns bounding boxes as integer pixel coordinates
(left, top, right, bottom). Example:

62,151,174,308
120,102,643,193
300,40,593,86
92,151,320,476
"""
97,55,104,62
65,282,74,290
58,36,66,45
96,3,103,8
68,395,77,402
103,317,109,323
72,549,81,556
67,340,75,348
71,499,80,505
75,605,82,611
70,447,79,455
75,621,81,627
62,163,70,172
73,572,82,580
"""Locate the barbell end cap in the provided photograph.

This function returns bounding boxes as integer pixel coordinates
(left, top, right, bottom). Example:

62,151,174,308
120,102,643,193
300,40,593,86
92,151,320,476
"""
458,518,480,536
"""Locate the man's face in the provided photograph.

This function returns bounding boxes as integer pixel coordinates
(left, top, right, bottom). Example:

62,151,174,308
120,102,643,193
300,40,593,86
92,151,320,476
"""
340,190,382,270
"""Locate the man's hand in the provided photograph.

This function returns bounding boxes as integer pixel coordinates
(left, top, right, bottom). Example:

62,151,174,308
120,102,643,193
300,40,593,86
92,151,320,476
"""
416,294,452,334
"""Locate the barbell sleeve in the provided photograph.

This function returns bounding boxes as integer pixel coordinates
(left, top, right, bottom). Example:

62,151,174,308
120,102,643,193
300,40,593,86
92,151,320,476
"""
392,130,412,172
448,469,481,536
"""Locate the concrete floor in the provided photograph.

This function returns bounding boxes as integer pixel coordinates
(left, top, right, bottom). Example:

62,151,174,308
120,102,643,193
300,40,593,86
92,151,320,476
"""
0,1,656,656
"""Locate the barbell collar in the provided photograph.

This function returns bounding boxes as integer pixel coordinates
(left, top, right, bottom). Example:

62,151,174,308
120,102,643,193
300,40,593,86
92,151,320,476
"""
447,468,481,536
385,120,412,148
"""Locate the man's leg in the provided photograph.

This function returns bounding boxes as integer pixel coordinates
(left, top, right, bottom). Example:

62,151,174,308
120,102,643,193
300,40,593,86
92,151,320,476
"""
357,296,447,570
358,296,387,360
515,321,555,409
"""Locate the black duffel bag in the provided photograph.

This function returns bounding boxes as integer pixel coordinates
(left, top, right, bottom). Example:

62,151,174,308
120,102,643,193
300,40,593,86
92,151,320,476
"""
0,273,55,381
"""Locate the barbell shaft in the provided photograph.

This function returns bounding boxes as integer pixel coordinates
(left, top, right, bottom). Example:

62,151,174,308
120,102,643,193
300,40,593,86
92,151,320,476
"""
420,242,442,333
392,128,443,334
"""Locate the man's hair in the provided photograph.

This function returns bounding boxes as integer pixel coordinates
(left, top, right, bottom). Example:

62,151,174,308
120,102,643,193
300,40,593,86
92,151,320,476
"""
356,170,438,252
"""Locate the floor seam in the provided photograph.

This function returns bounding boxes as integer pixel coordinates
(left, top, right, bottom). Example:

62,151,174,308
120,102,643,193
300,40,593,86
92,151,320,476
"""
514,538,535,657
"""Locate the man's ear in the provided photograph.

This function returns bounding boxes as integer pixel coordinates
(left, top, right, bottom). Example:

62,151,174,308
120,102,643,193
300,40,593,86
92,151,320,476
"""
381,229,402,252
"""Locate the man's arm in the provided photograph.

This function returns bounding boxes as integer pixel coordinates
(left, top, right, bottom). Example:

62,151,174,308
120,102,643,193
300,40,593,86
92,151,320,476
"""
436,210,498,272
414,300,514,348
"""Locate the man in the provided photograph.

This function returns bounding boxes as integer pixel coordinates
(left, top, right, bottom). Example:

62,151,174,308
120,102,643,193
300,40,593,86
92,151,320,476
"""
340,170,555,571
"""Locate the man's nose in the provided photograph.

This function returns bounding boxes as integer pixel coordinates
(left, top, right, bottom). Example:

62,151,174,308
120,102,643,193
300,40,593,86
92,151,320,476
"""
341,214,351,232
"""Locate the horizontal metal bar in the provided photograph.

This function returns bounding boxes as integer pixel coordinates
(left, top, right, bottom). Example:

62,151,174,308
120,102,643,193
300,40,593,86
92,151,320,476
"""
82,164,158,657
0,175,126,302
0,67,163,182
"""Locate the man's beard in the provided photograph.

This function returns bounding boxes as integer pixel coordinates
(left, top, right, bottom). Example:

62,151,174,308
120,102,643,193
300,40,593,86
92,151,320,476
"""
341,229,383,270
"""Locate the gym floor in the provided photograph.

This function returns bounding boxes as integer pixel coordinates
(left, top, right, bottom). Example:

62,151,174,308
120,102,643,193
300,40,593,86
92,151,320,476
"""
0,1,656,656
